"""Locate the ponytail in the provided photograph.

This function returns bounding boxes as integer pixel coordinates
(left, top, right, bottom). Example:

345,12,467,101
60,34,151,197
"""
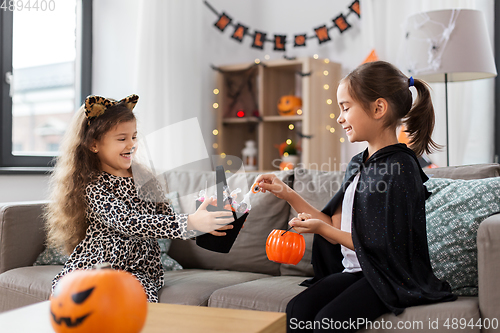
343,61,441,157
403,78,441,156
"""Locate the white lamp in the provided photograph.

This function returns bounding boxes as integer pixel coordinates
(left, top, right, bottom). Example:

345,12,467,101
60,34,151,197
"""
399,9,497,166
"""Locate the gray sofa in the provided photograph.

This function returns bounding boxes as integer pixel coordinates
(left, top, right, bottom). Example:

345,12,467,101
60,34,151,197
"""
0,163,499,333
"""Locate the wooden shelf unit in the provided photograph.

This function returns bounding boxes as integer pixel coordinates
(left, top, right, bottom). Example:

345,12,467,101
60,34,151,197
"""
215,57,342,171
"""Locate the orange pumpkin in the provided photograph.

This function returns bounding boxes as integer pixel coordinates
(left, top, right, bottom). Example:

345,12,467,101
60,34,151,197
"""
279,154,300,171
277,95,302,116
49,264,148,333
266,229,305,265
279,161,295,171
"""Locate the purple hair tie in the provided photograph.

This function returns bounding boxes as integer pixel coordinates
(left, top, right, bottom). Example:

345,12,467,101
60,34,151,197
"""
409,76,414,87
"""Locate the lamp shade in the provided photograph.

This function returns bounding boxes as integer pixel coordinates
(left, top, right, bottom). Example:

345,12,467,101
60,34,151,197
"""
400,9,497,82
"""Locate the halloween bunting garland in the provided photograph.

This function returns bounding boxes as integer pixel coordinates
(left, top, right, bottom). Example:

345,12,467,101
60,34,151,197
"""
205,0,360,52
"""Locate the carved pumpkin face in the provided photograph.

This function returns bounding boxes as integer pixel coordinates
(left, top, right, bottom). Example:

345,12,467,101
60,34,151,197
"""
50,266,147,333
277,95,302,116
266,229,305,265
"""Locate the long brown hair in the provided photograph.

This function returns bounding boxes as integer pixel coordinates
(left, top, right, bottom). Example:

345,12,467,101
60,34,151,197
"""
45,103,136,254
342,61,440,156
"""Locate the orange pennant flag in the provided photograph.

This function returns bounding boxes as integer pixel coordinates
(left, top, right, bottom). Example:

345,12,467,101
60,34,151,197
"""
362,49,379,64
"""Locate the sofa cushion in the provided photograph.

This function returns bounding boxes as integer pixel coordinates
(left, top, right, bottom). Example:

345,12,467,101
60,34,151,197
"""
425,177,500,296
208,275,309,312
425,163,500,180
166,170,291,276
0,265,61,312
0,201,47,274
157,191,183,271
210,277,478,333
157,239,183,271
360,297,480,333
159,269,271,306
281,169,345,277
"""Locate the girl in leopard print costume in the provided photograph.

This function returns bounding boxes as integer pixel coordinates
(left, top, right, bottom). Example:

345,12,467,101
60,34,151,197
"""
45,94,233,302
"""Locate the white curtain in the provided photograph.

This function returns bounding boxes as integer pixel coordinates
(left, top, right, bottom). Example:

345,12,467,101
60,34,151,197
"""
133,0,212,170
361,0,495,166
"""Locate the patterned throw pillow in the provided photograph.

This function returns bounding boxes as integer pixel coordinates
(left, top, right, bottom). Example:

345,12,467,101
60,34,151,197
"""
158,191,183,271
425,177,500,296
34,246,69,266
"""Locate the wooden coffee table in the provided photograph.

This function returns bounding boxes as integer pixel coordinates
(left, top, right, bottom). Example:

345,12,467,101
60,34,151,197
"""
0,301,286,333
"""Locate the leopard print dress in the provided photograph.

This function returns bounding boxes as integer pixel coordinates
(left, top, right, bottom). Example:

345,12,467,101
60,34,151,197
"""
52,171,195,302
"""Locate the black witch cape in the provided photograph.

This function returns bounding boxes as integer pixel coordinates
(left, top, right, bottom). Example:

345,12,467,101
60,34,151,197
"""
303,144,456,315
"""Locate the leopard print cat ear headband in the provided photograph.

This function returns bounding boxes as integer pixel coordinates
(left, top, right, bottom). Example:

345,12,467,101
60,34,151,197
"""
84,94,139,125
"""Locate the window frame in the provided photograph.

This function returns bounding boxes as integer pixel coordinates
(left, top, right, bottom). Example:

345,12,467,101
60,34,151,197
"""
0,0,92,172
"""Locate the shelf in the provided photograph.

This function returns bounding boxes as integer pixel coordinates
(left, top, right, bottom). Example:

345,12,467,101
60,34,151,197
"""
223,117,260,124
215,57,342,171
223,116,303,124
263,115,303,122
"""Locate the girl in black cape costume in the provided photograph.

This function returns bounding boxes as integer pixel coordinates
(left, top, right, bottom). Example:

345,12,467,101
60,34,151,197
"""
256,61,456,332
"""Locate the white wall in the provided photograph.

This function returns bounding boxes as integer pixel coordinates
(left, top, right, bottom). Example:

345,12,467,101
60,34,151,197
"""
0,174,50,203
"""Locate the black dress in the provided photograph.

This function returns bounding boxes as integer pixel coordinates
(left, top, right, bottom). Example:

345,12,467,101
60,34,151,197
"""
304,143,456,315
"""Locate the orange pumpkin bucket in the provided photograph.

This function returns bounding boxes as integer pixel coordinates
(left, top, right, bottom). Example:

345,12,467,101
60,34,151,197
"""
49,264,147,333
266,229,306,265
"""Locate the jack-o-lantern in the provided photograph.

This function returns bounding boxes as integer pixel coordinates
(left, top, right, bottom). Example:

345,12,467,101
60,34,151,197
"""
277,95,302,116
49,264,147,333
266,229,305,265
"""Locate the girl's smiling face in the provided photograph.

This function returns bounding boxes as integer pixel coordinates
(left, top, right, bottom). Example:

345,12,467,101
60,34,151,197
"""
336,82,376,143
92,120,137,177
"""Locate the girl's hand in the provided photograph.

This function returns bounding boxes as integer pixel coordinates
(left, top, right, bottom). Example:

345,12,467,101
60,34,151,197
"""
289,214,325,234
254,173,292,201
187,197,234,236
297,212,312,221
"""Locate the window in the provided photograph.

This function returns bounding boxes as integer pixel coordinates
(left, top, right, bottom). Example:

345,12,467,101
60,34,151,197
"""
0,0,92,170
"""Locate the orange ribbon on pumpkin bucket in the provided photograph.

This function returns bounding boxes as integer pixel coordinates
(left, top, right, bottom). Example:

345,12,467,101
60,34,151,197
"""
266,228,306,265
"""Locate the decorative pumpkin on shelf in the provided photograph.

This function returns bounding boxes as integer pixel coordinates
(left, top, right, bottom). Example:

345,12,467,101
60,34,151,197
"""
277,95,302,116
276,141,300,170
279,160,295,171
266,229,305,265
49,263,147,333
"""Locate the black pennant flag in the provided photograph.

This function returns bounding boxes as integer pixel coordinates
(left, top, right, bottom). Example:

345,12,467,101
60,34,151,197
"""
252,31,267,49
274,35,286,51
349,0,361,18
214,12,232,31
232,23,248,42
205,1,361,51
294,34,307,47
333,14,351,33
314,25,331,44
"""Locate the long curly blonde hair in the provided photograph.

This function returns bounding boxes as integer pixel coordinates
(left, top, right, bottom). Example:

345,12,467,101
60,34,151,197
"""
45,103,136,254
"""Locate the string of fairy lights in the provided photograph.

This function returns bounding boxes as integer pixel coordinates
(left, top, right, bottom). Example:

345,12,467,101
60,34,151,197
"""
211,55,346,169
